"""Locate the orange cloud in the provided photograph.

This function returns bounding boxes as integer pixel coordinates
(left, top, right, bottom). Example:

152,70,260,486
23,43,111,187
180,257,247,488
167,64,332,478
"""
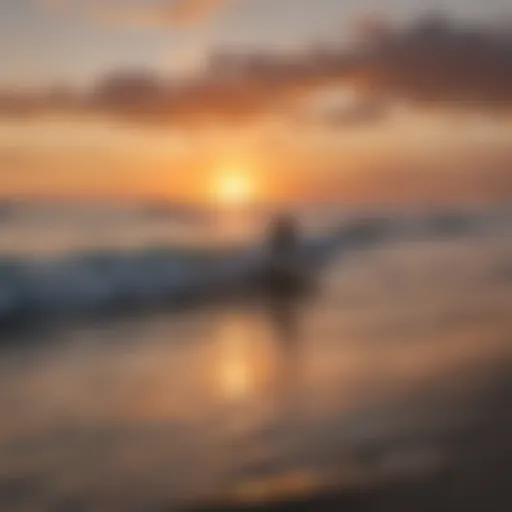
96,0,230,28
42,0,231,27
4,15,512,125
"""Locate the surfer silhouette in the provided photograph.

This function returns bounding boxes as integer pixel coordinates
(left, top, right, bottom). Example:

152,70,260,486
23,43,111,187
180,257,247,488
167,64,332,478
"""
268,213,299,258
264,213,303,296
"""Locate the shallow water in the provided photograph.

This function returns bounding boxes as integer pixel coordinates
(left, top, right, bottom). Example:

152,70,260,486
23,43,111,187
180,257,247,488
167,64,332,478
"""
0,233,511,511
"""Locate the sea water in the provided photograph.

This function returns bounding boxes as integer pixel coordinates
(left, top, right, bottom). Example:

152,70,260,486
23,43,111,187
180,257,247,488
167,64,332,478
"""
0,202,511,510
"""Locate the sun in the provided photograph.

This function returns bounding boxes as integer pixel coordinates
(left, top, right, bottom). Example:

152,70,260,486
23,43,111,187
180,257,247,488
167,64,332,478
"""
214,170,255,206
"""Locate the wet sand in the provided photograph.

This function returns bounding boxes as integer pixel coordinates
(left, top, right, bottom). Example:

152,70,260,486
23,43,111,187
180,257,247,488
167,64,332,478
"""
198,365,512,511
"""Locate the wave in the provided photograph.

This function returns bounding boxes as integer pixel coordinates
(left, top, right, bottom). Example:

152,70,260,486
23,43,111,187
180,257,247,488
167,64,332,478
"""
0,233,343,329
0,208,508,330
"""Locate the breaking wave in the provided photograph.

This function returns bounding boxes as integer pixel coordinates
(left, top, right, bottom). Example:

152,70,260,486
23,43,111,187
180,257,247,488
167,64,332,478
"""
0,207,508,329
0,234,342,328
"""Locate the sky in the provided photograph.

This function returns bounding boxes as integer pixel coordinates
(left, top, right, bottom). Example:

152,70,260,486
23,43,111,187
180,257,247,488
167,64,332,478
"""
1,0,512,204
1,0,510,86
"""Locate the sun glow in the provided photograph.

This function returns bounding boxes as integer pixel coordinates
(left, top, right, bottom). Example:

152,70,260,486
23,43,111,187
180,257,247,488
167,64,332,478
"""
214,170,255,206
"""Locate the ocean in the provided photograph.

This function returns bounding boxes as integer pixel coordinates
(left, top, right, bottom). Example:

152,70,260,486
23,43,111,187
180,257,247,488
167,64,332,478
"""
0,202,511,511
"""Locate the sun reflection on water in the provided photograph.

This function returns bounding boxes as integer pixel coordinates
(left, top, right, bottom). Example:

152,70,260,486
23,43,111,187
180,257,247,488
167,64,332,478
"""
214,316,280,405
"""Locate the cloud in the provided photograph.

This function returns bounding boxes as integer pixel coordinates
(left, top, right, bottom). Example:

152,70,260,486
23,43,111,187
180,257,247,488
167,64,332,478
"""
4,15,512,124
351,15,512,107
201,15,512,112
41,0,231,27
96,0,230,28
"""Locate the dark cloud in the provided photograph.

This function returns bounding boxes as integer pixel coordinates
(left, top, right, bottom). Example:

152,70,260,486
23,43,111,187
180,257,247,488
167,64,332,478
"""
352,15,512,107
3,15,512,124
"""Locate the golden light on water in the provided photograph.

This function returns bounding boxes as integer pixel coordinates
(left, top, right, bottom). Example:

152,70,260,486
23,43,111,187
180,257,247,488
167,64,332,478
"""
217,322,256,402
215,318,279,404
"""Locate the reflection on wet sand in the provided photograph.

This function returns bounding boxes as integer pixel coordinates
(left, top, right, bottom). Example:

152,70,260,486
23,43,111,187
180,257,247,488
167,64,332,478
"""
216,320,265,404
211,297,310,506
214,292,303,404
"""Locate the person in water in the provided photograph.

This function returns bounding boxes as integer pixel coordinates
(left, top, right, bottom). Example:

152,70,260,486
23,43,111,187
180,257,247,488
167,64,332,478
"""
268,213,300,258
265,213,302,295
